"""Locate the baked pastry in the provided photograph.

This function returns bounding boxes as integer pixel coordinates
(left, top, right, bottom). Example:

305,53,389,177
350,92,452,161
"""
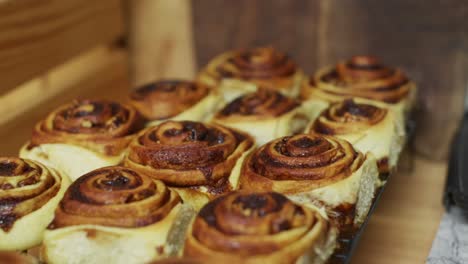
43,166,192,264
20,99,143,182
300,55,416,121
184,191,337,264
124,121,255,210
129,80,222,126
212,88,309,146
307,99,404,173
0,251,38,264
0,157,70,251
198,47,304,101
240,134,379,228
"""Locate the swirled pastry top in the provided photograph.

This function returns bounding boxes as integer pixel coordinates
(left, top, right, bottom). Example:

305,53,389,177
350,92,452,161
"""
241,134,364,193
185,191,328,258
201,47,299,90
310,99,388,135
215,88,299,119
126,121,254,187
29,99,142,156
130,80,211,120
48,166,180,229
302,56,414,104
0,157,62,232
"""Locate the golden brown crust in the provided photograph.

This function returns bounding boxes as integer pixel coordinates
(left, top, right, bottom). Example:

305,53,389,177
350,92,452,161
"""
310,99,387,135
301,56,414,104
49,166,180,229
184,191,329,262
125,121,254,196
129,80,211,121
201,47,299,91
0,157,61,232
215,88,299,120
240,134,364,194
29,99,143,156
0,251,37,264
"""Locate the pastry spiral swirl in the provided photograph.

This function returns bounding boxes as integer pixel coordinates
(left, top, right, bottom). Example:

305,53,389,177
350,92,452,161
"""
130,80,213,121
301,56,415,105
198,47,303,100
308,99,403,174
216,88,299,119
212,89,307,146
43,166,188,264
49,166,180,229
240,134,379,227
0,157,69,250
184,191,334,263
29,99,142,156
241,134,364,192
311,99,388,135
126,121,253,188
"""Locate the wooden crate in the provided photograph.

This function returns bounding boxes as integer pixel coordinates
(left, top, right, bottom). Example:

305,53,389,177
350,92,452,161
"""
0,0,462,263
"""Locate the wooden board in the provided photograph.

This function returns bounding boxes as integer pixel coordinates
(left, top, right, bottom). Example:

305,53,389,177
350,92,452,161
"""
351,156,446,264
0,0,124,94
0,45,126,126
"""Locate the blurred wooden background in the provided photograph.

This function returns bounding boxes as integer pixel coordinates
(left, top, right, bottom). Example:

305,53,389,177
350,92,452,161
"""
192,0,468,160
0,0,465,263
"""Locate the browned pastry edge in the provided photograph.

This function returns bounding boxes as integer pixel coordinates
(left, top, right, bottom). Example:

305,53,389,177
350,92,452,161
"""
130,80,211,120
28,99,143,156
0,157,61,232
310,99,387,135
240,134,364,194
125,121,254,196
215,88,299,119
202,47,299,91
48,166,180,229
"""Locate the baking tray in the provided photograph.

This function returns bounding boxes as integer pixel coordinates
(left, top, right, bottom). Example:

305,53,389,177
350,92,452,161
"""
328,184,387,264
328,119,415,264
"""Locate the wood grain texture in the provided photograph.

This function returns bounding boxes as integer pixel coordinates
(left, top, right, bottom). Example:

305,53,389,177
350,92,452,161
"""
0,0,124,95
0,45,126,126
127,0,195,88
193,0,321,74
193,0,468,159
351,157,446,264
0,47,129,156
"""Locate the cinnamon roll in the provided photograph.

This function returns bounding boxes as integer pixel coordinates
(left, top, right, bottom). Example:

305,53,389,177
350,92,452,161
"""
301,56,416,121
307,99,405,173
43,166,192,264
198,47,304,101
212,89,309,146
130,80,222,126
0,157,70,251
124,121,255,210
184,191,337,264
20,99,143,181
240,134,380,228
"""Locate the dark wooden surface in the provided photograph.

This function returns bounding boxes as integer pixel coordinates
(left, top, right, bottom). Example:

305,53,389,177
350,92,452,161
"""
193,0,468,160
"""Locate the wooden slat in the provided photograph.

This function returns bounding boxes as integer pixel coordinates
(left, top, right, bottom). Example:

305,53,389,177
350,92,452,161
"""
127,0,195,88
0,47,129,156
0,45,126,125
192,0,322,73
352,157,446,264
0,0,124,95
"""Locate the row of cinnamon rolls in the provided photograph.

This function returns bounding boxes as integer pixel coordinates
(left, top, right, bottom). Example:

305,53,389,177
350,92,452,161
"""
2,46,415,264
